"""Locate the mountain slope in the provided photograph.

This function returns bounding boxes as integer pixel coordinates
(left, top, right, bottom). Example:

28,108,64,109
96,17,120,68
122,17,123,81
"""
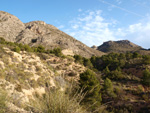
97,40,142,53
0,11,104,58
0,11,25,42
0,44,86,112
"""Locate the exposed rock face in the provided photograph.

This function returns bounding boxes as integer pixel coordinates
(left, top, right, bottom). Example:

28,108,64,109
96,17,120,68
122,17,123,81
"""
0,11,104,58
97,40,142,53
0,11,25,42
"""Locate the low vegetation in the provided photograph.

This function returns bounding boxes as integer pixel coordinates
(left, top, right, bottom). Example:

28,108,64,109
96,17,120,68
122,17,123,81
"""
28,87,86,113
0,37,150,112
0,88,7,113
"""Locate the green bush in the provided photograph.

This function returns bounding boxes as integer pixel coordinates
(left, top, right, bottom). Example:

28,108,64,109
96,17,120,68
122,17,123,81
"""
79,69,102,111
13,46,21,53
107,68,124,80
0,37,6,44
143,55,150,64
83,58,93,68
49,48,62,57
142,68,150,86
36,45,45,53
74,55,83,64
23,44,32,52
103,78,116,97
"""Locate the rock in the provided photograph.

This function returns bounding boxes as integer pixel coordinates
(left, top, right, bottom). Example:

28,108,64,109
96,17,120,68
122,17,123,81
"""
0,11,25,42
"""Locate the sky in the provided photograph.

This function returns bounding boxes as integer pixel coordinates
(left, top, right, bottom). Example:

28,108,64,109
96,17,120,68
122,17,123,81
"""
1,0,150,48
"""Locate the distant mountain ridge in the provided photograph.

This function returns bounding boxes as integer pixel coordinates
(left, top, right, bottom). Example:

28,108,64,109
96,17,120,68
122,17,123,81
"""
0,11,104,58
97,40,143,53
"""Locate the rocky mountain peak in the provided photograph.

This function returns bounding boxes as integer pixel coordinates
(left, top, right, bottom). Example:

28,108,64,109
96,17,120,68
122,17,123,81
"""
98,40,142,53
0,11,25,42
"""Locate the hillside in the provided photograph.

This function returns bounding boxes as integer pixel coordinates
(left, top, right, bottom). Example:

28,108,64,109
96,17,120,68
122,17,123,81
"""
97,40,150,54
0,40,87,112
0,39,150,112
0,11,104,58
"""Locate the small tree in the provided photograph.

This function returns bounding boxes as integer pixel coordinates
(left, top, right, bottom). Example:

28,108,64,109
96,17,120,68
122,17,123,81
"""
79,69,102,110
13,46,20,53
74,55,83,64
23,44,32,52
103,66,110,74
142,68,150,86
108,68,123,80
104,78,115,97
143,55,150,65
83,58,93,68
0,37,6,44
50,48,62,57
133,52,140,58
37,45,45,53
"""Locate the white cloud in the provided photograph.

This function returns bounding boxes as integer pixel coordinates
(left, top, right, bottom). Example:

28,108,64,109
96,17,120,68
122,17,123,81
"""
63,10,118,47
124,19,150,48
78,9,82,12
57,25,65,29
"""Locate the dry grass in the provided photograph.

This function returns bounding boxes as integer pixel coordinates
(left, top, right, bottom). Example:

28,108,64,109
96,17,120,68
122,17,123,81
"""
27,86,87,113
0,88,7,113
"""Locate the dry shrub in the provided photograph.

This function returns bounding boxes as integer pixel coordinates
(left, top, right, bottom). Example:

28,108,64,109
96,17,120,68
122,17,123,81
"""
28,87,87,113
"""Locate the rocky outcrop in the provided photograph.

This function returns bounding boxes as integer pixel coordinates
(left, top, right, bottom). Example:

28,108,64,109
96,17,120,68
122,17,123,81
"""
0,11,104,58
97,40,142,53
0,11,25,42
91,45,97,50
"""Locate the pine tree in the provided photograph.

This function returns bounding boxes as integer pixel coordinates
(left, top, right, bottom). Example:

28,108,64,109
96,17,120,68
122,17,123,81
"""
104,78,116,97
79,69,102,110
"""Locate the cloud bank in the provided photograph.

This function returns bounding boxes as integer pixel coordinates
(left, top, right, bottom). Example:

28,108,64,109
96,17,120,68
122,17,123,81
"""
64,10,118,47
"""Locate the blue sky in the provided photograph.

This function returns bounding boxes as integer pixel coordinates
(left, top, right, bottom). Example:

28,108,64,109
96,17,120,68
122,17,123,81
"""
1,0,150,48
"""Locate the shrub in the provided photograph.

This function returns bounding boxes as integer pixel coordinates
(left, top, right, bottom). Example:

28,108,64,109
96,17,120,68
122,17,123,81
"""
104,78,116,97
132,52,140,58
74,55,83,64
36,45,45,53
142,68,150,86
0,88,7,113
79,69,102,110
107,69,124,80
83,58,93,68
49,48,62,57
28,87,86,113
23,44,32,52
13,46,21,53
0,37,6,44
143,55,150,64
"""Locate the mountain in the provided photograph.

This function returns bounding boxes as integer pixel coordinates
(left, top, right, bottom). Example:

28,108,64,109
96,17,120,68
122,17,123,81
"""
97,40,142,53
0,11,104,58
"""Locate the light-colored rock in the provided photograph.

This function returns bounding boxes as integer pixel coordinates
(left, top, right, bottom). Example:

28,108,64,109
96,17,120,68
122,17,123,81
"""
62,49,74,56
